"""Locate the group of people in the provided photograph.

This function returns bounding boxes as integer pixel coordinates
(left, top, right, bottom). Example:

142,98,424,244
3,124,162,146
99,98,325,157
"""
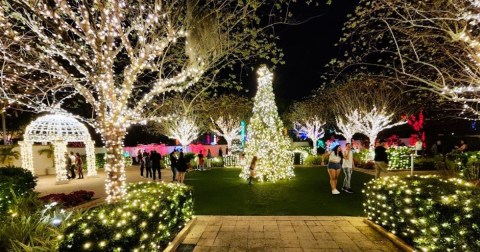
137,150,162,180
65,151,84,179
326,143,355,195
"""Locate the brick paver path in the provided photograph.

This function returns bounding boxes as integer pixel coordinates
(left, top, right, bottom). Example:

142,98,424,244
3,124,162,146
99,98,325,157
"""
179,216,401,252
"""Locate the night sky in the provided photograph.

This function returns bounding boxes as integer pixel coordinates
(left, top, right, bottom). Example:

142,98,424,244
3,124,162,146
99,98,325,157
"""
272,0,358,101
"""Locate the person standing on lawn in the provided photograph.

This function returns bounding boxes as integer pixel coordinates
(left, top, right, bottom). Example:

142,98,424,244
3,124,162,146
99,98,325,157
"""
374,140,389,179
327,145,343,194
342,143,354,193
197,151,205,171
177,151,188,184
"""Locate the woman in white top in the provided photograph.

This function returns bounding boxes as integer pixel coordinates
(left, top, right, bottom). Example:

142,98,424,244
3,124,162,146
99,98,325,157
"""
327,145,343,195
342,143,354,193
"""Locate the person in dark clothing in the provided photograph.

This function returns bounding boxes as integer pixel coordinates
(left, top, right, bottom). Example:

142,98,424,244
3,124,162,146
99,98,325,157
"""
138,150,144,177
65,152,72,179
170,150,178,182
374,140,389,179
177,152,188,184
144,152,152,178
151,150,162,180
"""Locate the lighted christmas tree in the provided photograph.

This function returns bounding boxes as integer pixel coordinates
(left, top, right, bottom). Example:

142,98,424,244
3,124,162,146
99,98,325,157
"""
240,66,294,182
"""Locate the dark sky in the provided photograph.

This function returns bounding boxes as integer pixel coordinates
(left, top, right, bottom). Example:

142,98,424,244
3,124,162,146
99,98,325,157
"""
271,0,359,101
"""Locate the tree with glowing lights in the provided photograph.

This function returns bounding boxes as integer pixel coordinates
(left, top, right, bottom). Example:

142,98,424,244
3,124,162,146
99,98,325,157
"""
286,99,326,155
207,94,252,150
163,115,200,152
240,66,294,182
0,0,310,202
334,79,407,149
330,0,480,119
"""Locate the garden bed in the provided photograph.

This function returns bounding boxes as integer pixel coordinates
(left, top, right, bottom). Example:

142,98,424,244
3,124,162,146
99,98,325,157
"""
364,175,480,251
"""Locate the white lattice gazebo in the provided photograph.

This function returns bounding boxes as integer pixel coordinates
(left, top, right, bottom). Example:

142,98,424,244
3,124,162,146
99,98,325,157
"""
19,114,97,184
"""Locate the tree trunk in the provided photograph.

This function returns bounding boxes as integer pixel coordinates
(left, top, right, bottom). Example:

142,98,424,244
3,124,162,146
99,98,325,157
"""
312,137,318,156
1,112,6,145
226,138,232,151
369,135,376,151
104,128,127,203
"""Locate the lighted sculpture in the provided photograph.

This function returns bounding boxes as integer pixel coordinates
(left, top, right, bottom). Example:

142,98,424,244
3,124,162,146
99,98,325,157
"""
19,114,96,184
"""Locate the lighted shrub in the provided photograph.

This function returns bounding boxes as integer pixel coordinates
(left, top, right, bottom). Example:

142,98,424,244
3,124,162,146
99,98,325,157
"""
58,182,193,251
386,146,414,170
364,176,480,251
304,155,323,165
0,166,37,216
40,190,95,207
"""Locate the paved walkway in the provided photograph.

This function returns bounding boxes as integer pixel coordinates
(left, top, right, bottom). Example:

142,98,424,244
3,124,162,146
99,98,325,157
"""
36,166,174,197
178,216,401,252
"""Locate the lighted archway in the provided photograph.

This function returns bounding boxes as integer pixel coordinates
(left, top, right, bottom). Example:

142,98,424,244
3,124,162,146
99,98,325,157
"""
19,114,96,184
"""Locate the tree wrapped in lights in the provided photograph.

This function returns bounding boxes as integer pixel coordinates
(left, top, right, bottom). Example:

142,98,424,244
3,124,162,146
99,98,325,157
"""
240,66,294,182
208,95,252,150
286,99,326,155
0,0,301,202
335,116,358,144
163,115,200,152
330,0,480,119
334,79,407,149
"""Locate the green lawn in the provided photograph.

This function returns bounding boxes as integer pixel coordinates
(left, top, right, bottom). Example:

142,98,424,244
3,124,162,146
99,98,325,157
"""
184,166,374,216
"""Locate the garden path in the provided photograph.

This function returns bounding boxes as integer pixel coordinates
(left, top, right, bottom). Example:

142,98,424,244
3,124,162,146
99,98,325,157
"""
35,166,174,198
177,216,401,252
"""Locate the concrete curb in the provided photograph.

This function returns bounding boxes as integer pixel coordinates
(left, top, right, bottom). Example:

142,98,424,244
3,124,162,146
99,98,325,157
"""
164,217,197,252
363,219,416,252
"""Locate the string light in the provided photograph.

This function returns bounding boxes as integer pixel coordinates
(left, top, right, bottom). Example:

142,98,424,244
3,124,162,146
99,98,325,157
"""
210,115,242,150
345,107,406,150
240,66,294,182
364,175,478,251
293,116,325,155
163,116,200,152
20,114,96,184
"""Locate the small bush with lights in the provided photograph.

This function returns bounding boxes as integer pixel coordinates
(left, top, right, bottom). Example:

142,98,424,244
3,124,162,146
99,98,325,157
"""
58,182,193,251
386,146,414,170
0,166,37,217
364,175,480,251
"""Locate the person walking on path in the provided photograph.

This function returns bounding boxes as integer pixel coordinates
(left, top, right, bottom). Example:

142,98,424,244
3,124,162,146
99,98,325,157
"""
177,152,188,184
374,140,389,179
197,151,205,171
75,153,84,179
170,150,178,182
342,143,354,193
327,145,343,195
138,149,144,177
144,152,152,178
248,156,257,185
69,152,76,179
151,150,161,180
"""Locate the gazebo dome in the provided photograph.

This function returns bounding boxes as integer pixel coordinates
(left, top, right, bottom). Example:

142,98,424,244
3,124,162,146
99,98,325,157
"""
24,114,90,142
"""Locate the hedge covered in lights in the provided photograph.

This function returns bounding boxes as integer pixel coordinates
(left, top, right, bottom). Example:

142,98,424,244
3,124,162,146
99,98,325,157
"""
58,182,193,251
386,146,414,170
364,176,480,251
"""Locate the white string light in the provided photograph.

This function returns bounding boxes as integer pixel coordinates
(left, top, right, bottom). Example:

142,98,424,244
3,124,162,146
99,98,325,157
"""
240,66,294,182
21,114,96,184
210,115,242,150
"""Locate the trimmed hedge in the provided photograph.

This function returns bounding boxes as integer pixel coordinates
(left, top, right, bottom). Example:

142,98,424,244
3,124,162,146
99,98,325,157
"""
364,176,480,251
58,182,193,251
0,166,37,216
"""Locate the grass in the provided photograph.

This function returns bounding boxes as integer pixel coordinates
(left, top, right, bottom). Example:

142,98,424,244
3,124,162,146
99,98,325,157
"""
184,166,374,216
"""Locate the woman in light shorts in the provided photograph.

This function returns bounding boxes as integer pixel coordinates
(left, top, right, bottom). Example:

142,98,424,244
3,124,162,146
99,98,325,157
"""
327,145,343,195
